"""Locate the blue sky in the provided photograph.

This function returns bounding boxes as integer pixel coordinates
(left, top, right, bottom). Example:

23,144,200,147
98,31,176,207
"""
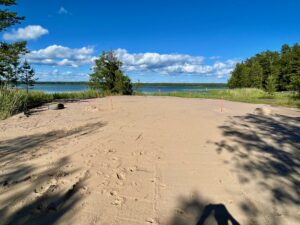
2,0,300,82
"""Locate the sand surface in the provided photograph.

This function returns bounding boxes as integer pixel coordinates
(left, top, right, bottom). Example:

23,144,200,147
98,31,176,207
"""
0,96,299,225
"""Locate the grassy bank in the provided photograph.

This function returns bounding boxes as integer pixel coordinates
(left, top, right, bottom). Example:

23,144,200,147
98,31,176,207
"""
0,88,103,119
140,88,300,108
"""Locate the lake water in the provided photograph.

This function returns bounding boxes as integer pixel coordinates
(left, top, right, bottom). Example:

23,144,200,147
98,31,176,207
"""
19,83,226,93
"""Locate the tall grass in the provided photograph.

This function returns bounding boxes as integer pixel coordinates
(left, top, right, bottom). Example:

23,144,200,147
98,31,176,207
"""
0,88,27,119
143,88,300,108
0,88,103,119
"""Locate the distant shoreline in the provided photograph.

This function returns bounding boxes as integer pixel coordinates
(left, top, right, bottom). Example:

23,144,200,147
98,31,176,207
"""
30,82,227,87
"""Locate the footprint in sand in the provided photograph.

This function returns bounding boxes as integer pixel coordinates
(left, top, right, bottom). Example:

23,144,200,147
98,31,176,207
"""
34,178,57,195
116,172,126,181
111,196,124,206
145,218,156,224
126,166,137,172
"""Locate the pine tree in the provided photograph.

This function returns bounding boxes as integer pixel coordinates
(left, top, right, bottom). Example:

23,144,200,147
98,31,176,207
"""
0,0,27,86
228,63,243,88
229,43,300,94
266,74,277,95
0,42,27,85
89,50,133,95
19,60,36,93
249,61,263,88
0,0,24,31
290,44,300,95
279,44,293,91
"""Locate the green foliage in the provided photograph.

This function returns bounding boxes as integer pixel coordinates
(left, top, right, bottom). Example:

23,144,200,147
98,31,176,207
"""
89,50,133,95
289,44,300,95
0,0,24,31
52,90,103,100
0,88,103,119
19,60,36,93
0,87,27,119
142,88,300,108
228,43,300,94
266,75,277,94
0,41,27,85
0,0,30,87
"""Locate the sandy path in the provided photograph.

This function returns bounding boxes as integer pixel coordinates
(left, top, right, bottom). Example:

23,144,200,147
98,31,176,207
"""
0,96,299,225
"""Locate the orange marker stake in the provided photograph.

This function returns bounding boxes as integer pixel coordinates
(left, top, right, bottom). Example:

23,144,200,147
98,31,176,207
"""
221,97,224,112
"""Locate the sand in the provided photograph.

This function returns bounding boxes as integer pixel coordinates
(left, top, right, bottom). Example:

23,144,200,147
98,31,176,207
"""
0,96,299,225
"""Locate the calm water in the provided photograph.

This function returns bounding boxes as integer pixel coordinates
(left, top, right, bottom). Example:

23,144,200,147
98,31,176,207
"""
19,83,226,93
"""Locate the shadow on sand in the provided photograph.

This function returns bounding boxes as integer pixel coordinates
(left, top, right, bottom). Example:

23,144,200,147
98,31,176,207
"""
167,194,240,225
212,112,300,224
0,121,106,225
169,112,299,225
0,121,106,166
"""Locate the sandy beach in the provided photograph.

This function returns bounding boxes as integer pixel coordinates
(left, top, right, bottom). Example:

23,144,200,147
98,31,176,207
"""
0,96,299,225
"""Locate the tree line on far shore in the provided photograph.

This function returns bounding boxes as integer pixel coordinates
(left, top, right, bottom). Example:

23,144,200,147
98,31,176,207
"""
228,44,300,94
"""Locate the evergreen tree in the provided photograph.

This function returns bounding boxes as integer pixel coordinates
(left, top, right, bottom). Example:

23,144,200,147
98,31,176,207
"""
255,51,280,89
89,50,133,95
0,42,27,85
0,0,28,86
266,74,277,94
290,44,300,95
228,63,243,88
279,44,293,91
19,60,36,93
228,43,300,94
240,64,251,87
249,61,263,88
0,0,24,31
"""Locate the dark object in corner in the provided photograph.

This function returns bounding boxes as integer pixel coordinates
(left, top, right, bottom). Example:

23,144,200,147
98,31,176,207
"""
48,103,64,110
196,204,240,225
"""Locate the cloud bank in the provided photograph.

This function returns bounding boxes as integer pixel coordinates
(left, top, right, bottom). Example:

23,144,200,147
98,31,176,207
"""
115,49,237,78
27,46,237,79
26,45,96,68
3,25,49,41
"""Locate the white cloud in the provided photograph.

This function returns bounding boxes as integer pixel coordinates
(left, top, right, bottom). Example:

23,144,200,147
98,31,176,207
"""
115,49,238,78
28,46,238,79
27,45,95,68
58,7,70,15
3,25,49,41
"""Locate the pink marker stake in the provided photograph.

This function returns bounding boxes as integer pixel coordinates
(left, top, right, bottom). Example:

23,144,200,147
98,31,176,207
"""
221,97,223,112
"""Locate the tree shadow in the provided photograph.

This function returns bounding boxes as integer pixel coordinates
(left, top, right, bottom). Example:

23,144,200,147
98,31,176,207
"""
0,121,106,225
0,121,107,166
213,112,300,222
167,194,241,225
1,157,89,225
